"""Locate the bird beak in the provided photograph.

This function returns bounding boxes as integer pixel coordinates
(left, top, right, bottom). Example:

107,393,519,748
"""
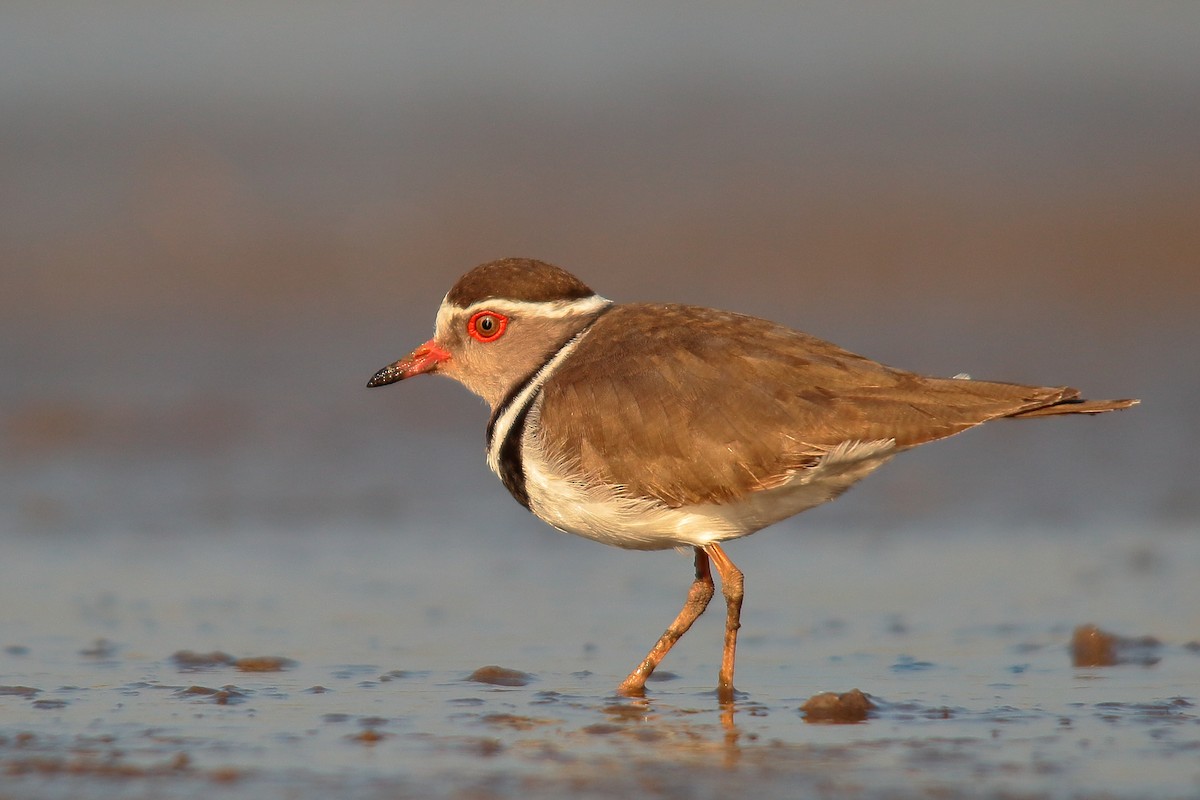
366,339,451,387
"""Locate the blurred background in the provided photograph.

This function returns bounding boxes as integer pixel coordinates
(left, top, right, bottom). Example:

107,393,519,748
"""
2,2,1196,544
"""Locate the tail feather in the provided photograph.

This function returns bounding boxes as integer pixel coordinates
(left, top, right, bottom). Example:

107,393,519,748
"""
1007,395,1139,418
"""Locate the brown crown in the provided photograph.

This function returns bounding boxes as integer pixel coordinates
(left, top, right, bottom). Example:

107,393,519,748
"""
445,258,596,307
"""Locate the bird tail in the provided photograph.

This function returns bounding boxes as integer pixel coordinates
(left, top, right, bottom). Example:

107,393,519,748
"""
1006,394,1139,418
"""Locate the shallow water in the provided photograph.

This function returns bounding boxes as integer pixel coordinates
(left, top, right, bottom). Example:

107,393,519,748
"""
2,519,1197,799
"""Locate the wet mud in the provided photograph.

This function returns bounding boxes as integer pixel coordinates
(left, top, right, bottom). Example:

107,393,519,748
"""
1070,624,1163,667
801,688,876,723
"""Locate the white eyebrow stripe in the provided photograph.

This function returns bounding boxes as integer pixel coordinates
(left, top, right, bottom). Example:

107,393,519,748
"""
435,295,613,337
459,295,613,318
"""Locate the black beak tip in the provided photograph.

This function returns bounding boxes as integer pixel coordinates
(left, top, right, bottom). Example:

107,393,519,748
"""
366,367,399,388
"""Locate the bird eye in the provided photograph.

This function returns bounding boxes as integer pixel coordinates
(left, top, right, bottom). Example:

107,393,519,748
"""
467,310,508,343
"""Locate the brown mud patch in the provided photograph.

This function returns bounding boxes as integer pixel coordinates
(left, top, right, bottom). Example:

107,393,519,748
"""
175,685,250,705
801,689,877,724
169,650,297,672
467,666,534,687
235,656,297,672
1070,624,1162,667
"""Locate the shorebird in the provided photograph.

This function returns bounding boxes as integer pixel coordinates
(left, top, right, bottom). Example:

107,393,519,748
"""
368,258,1136,700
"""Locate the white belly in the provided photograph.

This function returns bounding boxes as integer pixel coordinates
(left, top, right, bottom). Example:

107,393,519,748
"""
506,402,898,551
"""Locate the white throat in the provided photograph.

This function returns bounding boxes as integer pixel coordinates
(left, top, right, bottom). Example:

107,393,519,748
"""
485,320,603,476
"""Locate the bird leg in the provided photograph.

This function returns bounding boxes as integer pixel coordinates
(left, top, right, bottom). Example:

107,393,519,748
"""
617,547,714,697
703,543,744,702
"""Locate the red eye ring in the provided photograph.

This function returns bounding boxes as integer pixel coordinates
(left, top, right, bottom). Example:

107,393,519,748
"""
467,310,508,343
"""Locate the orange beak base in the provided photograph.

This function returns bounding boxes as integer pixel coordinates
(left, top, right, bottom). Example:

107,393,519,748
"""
366,339,451,387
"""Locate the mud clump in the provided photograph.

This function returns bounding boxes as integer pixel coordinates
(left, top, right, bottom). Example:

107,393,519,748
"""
801,689,876,723
1070,624,1162,667
169,650,296,672
466,665,533,687
4,752,190,778
348,729,388,744
234,656,297,672
176,685,249,705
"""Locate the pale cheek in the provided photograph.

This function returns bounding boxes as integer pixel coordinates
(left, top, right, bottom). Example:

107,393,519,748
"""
440,349,493,403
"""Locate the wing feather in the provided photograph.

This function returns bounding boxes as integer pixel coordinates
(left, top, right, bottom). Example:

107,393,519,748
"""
536,304,1077,508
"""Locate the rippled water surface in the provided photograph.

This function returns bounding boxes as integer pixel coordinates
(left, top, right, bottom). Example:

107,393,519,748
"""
3,518,1198,799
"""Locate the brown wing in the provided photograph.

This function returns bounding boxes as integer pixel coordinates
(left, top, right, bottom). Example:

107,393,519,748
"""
535,304,1089,508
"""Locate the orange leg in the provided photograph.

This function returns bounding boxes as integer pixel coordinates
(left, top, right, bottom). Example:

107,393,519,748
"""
617,548,714,696
703,543,744,702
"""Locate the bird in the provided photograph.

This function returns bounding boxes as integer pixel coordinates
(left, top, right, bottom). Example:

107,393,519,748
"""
367,257,1137,701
